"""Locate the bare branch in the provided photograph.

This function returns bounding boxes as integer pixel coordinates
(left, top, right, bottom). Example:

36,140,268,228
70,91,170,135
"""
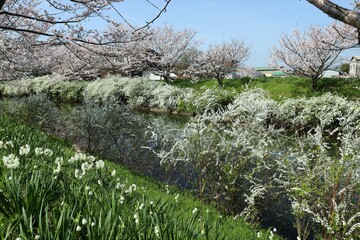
135,0,172,32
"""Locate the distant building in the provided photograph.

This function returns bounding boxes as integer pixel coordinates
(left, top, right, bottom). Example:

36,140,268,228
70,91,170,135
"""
142,71,177,81
321,69,340,78
350,56,360,78
235,68,265,79
253,67,287,77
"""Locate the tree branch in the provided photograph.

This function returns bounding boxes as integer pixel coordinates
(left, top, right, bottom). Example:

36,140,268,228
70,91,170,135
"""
0,26,54,37
0,0,5,11
307,0,360,28
135,0,171,32
0,11,87,24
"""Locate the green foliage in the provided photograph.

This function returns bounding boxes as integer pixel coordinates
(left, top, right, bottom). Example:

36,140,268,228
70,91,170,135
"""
49,80,87,102
340,63,350,74
0,115,279,239
173,77,360,101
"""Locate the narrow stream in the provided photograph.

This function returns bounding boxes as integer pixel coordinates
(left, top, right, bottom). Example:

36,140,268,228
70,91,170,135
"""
0,96,299,239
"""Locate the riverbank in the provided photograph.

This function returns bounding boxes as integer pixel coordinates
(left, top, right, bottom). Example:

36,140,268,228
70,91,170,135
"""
0,114,281,239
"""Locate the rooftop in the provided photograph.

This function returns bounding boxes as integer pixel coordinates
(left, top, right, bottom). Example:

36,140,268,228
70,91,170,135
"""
253,67,279,71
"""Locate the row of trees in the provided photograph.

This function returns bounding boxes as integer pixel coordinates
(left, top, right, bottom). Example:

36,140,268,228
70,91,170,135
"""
0,21,252,87
1,20,356,89
0,0,359,90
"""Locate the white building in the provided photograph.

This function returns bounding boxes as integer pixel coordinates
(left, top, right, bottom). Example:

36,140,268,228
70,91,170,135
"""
142,71,177,81
350,56,360,78
321,69,340,78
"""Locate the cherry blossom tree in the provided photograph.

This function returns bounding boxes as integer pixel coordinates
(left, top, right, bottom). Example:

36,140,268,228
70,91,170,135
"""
175,47,202,75
0,32,60,80
0,0,171,40
189,39,250,88
140,25,200,83
0,0,172,80
54,24,149,79
271,23,357,90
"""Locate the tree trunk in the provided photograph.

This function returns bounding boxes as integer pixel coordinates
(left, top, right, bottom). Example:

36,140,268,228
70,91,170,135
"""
216,78,224,88
312,77,318,90
307,0,360,29
163,74,170,84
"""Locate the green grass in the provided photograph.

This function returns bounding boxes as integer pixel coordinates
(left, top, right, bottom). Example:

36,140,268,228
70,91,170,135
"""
172,77,360,101
0,115,282,239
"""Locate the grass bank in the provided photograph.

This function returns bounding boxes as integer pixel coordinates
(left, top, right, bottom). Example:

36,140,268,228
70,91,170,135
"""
0,115,281,239
172,77,360,101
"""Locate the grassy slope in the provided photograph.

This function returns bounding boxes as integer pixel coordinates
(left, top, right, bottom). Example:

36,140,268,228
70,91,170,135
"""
0,115,281,239
172,77,360,101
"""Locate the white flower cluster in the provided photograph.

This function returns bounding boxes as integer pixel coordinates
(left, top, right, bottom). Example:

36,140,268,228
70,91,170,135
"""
84,76,198,112
157,89,360,238
53,157,63,174
124,184,137,194
3,154,20,169
19,144,31,155
68,152,94,163
35,147,53,157
0,140,14,149
68,153,105,179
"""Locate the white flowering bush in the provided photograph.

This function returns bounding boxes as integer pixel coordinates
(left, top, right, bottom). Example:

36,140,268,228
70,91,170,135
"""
0,94,64,133
149,84,191,111
274,126,360,239
157,89,360,239
278,93,355,131
226,88,278,125
0,75,86,102
84,76,199,113
157,105,283,219
192,88,234,112
48,80,87,102
84,76,130,103
122,78,159,107
0,79,30,97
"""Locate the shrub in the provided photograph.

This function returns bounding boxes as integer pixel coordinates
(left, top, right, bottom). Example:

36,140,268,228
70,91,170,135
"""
278,93,356,131
157,89,360,239
0,95,64,133
192,88,234,112
49,80,87,102
84,76,130,103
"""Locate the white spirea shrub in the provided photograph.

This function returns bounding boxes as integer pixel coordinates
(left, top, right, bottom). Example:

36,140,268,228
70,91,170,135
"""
84,76,197,112
84,76,131,103
226,88,278,125
192,88,233,112
278,93,356,129
1,79,30,97
157,89,360,238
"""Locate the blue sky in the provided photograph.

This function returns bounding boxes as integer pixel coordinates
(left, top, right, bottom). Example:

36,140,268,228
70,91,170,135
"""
117,0,359,67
